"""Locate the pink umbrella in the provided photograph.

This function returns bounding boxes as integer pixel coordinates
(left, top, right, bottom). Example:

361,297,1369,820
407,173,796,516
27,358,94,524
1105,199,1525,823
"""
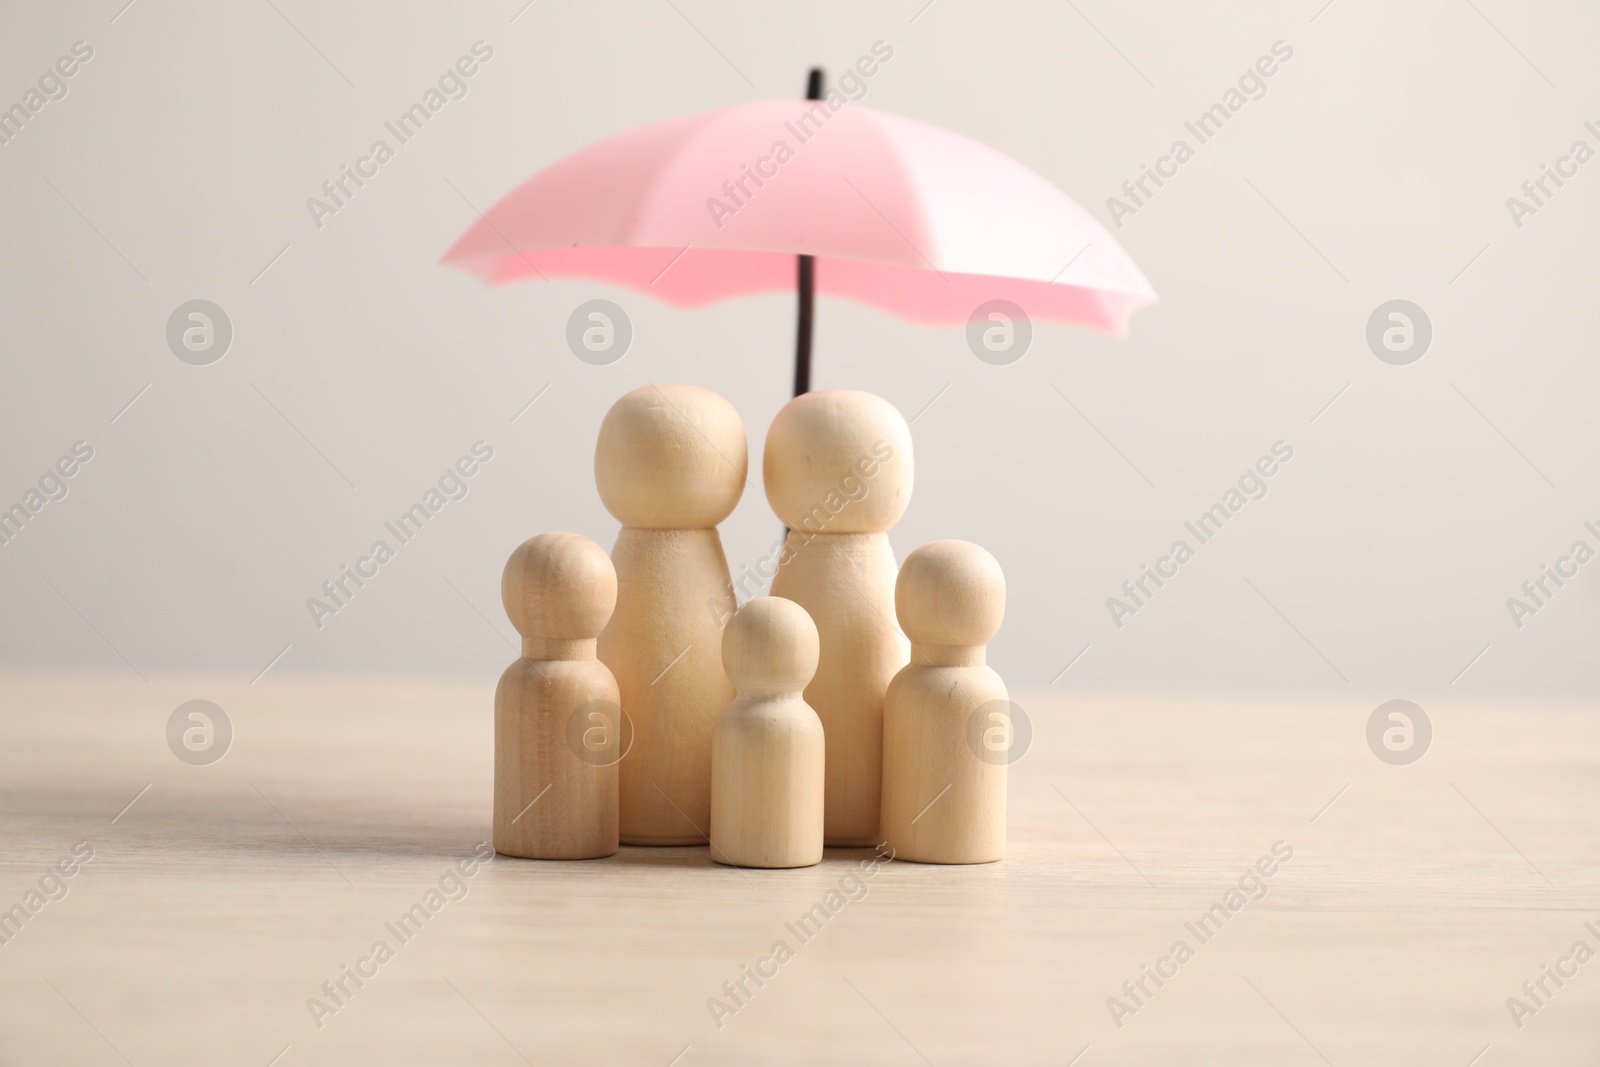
444,71,1155,391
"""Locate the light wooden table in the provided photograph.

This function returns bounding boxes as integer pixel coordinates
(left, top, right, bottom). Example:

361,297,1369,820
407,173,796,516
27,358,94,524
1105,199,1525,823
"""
2,674,1596,1065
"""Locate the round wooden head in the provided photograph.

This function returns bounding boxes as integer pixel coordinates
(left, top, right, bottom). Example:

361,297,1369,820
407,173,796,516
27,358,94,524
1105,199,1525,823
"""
721,596,819,695
895,540,1006,648
594,384,747,528
763,390,913,534
501,532,617,641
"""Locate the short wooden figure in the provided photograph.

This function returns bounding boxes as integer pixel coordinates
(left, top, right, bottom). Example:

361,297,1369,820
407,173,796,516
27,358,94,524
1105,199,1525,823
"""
879,540,1008,864
765,389,913,846
595,384,745,845
710,597,824,869
494,532,620,860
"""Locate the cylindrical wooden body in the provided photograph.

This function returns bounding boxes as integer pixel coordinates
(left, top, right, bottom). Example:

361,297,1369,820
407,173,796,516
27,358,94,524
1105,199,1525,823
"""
769,530,906,847
599,526,737,845
493,657,619,860
710,697,824,868
879,662,1008,864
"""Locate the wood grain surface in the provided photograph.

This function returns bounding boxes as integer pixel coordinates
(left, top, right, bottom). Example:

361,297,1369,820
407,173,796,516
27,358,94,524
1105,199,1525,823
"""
1,673,1595,1066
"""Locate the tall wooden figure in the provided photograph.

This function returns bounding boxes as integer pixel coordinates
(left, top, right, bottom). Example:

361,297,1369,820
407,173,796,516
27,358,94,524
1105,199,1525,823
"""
765,390,913,847
880,540,1009,864
596,384,746,845
494,532,620,860
710,597,825,869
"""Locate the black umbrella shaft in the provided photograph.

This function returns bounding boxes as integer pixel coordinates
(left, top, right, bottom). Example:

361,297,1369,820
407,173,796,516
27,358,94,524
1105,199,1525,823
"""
794,67,823,398
794,255,814,396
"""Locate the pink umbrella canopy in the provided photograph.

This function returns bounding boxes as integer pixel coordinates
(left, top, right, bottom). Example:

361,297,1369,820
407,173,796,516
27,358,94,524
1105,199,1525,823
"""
443,98,1156,334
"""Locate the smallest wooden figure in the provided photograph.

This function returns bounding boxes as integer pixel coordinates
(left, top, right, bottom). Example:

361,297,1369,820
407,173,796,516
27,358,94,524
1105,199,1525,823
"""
494,532,621,860
880,540,1008,864
710,597,825,869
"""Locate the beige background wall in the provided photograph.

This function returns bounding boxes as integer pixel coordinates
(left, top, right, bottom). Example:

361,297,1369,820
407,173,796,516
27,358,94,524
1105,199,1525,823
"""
0,0,1595,700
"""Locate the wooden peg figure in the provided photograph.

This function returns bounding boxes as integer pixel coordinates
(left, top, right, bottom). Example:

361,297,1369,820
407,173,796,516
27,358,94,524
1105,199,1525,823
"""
595,384,746,845
494,532,620,860
879,540,1008,864
766,390,913,846
710,597,824,869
